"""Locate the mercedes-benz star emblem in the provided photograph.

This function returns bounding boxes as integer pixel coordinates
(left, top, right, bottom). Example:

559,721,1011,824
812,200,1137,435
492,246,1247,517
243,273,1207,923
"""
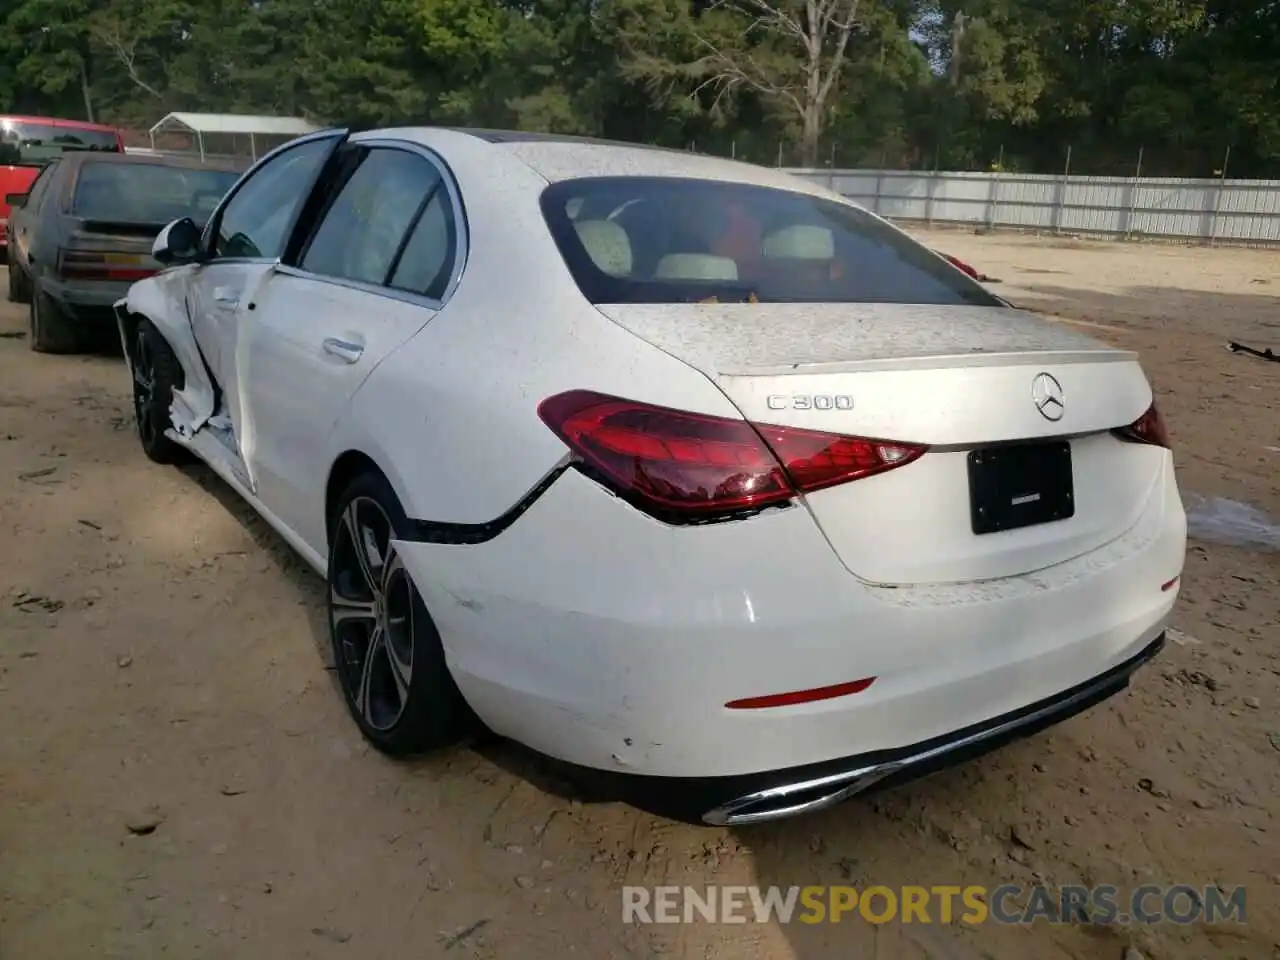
1031,372,1065,421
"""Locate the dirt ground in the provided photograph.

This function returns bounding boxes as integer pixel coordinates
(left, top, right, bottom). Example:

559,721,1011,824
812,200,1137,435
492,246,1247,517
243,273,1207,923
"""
1,231,1277,960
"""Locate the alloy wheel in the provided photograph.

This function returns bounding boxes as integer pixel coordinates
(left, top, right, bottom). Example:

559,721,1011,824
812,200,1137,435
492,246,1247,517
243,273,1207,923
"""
132,327,159,448
330,497,416,731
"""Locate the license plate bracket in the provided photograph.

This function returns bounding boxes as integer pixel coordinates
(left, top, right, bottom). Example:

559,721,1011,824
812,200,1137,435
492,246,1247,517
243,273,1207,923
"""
968,441,1074,535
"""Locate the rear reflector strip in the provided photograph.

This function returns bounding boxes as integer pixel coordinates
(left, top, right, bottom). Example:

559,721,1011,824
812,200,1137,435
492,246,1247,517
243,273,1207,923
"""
725,677,876,710
1161,576,1179,592
58,249,156,282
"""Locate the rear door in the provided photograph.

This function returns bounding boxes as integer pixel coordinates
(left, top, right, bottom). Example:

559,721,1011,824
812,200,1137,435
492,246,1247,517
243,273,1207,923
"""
240,140,462,551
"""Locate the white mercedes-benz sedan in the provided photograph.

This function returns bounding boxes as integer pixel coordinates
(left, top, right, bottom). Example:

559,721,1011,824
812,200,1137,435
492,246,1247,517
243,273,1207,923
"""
115,127,1186,825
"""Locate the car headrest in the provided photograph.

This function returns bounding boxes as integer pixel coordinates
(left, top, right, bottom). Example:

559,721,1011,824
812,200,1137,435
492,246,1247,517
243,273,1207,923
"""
654,253,739,281
762,224,835,260
574,219,632,276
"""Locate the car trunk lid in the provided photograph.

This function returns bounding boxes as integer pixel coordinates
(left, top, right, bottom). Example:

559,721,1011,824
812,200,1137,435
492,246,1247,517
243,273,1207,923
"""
596,302,1161,585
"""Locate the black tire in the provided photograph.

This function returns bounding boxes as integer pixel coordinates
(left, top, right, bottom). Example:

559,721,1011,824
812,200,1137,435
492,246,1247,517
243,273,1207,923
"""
28,280,80,354
6,247,28,304
328,470,478,756
130,319,188,464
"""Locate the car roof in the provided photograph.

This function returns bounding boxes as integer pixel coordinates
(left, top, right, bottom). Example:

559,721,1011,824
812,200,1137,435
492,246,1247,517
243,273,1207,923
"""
376,126,840,200
0,115,120,133
442,128,686,154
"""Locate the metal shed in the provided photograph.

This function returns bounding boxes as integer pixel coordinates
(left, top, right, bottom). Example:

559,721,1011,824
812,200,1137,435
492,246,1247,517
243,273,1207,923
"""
147,112,320,161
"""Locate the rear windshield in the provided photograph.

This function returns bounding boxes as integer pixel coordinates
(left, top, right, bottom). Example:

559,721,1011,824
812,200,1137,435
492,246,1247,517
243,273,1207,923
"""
72,162,240,224
540,176,1001,306
0,120,120,165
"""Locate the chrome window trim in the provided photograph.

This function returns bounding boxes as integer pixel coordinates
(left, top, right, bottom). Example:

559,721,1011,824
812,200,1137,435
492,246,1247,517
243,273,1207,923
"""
282,137,470,311
272,263,450,314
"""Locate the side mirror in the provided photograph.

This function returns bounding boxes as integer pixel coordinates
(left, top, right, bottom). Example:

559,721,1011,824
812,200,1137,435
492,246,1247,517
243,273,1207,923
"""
153,217,202,265
5,193,27,208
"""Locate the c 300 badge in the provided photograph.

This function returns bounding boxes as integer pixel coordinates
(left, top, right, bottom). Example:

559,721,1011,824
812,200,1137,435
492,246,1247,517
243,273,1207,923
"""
765,394,854,411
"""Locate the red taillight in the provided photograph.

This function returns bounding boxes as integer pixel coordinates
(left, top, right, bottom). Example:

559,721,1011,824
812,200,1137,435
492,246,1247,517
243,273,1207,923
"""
537,390,927,518
755,423,927,494
940,252,980,279
1113,402,1171,449
57,249,156,282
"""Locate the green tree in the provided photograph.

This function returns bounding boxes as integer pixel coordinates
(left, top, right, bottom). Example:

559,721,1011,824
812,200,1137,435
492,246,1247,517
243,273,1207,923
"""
2,0,101,120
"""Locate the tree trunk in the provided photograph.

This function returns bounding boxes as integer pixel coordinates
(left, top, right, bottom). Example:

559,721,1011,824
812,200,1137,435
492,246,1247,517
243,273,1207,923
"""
800,109,821,167
79,59,96,123
949,13,967,86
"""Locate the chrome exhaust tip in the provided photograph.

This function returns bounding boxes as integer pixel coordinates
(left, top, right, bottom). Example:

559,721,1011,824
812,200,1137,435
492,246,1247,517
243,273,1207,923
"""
702,764,900,827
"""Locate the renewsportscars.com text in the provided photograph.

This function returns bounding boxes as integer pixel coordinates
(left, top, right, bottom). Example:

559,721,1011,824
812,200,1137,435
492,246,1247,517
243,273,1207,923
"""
622,884,1247,926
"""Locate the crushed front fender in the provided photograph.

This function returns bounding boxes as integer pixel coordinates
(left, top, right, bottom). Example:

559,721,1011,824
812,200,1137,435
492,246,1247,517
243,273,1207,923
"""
115,273,216,439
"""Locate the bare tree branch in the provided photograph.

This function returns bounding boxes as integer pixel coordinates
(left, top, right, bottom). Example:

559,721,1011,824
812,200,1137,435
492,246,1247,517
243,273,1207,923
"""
714,0,862,161
90,16,164,100
712,0,807,44
690,26,806,118
815,0,860,109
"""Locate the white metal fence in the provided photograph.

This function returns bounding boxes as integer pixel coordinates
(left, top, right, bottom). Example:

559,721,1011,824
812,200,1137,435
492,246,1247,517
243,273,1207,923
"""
786,168,1280,245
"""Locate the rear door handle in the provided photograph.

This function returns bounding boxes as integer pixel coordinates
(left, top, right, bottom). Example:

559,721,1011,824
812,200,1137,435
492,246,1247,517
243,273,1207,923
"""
322,337,364,363
213,287,239,307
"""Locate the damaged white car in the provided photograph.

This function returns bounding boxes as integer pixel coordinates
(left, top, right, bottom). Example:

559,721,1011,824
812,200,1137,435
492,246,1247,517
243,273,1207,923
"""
117,126,1186,825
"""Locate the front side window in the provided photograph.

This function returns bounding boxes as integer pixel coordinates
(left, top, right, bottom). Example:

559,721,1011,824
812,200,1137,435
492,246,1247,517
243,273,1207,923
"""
540,176,1002,306
301,148,442,286
213,137,333,260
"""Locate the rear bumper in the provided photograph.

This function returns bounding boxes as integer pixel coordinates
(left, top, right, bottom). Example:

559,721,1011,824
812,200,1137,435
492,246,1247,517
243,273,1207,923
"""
396,456,1185,783
694,633,1164,825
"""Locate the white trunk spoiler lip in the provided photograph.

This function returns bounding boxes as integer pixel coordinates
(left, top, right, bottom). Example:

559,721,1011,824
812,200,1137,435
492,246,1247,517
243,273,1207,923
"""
718,348,1139,378
593,302,1127,378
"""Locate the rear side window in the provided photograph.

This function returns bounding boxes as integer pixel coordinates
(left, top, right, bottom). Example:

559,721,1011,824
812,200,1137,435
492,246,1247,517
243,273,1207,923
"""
73,162,239,224
301,147,441,287
540,176,1001,306
387,190,456,299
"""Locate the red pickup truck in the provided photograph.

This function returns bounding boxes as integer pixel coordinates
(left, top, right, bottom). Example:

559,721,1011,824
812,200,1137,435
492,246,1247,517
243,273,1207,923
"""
1,116,126,249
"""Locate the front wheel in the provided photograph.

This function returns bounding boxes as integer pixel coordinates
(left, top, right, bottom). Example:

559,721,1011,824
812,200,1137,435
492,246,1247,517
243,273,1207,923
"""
328,471,477,755
130,319,188,464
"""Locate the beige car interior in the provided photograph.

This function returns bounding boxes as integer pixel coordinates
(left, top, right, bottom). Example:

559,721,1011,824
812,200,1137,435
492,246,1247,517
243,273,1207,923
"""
572,216,837,282
761,224,835,260
654,253,738,280
573,220,632,276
